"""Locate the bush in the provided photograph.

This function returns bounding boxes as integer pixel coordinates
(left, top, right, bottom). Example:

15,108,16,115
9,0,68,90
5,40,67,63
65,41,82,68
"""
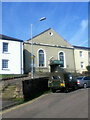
86,66,90,71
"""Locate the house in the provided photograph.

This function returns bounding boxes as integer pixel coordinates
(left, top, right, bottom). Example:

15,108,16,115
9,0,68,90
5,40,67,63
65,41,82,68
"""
74,46,90,73
0,34,24,74
24,28,75,73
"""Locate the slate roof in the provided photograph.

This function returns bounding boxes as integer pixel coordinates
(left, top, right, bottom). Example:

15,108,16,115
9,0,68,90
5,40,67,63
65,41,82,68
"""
73,45,90,50
0,34,23,42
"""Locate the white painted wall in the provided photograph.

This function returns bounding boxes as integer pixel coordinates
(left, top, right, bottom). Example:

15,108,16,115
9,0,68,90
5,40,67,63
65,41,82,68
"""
74,48,89,73
0,39,23,74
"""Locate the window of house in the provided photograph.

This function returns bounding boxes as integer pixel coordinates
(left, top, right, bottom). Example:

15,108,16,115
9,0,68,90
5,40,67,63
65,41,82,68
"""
3,42,8,53
49,32,53,36
2,60,8,69
88,52,90,57
80,51,83,57
39,50,45,67
81,62,84,69
59,52,64,67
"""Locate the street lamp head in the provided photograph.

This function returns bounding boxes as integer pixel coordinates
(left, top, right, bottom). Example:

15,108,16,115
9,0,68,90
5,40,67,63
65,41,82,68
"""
40,17,46,21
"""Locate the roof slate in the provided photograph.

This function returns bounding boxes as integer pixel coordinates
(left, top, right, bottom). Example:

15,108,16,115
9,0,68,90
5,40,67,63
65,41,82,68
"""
73,45,90,50
0,34,23,42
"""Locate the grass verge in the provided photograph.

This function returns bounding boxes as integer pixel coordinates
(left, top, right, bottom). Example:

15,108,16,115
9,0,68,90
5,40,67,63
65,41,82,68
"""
13,89,51,105
0,74,27,79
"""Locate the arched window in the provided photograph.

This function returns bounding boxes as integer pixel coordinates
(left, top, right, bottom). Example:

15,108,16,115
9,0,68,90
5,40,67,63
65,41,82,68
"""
39,50,44,67
59,52,64,67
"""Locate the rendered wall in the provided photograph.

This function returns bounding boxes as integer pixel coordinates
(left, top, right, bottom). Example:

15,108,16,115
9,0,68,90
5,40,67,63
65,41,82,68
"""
0,39,23,74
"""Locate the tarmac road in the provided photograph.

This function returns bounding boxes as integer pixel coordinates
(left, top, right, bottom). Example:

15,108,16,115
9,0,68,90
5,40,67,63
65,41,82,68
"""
2,88,89,118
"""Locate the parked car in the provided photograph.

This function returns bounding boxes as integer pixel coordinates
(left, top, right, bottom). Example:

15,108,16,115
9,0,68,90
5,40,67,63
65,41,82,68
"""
76,76,90,88
48,72,77,93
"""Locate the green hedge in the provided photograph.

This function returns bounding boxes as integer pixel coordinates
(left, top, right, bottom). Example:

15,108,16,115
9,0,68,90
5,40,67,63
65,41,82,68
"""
0,74,27,79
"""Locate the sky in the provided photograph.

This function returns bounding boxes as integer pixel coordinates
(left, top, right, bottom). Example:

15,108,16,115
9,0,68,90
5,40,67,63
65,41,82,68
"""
1,2,88,47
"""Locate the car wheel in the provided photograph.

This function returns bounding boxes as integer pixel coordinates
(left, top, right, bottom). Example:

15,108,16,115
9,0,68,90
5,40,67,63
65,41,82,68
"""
60,88,64,92
51,88,56,93
64,87,69,93
84,83,87,89
74,85,78,90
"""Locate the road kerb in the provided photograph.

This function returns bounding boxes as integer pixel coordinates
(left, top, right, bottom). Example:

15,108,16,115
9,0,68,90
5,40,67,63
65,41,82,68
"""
0,93,49,114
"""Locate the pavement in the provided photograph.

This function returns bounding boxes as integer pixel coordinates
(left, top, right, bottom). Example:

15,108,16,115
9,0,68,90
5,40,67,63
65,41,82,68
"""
0,99,20,111
2,88,88,118
0,75,49,111
0,76,27,111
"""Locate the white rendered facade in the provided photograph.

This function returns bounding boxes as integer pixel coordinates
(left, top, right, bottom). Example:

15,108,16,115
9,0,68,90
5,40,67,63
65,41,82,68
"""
0,36,23,74
74,46,90,73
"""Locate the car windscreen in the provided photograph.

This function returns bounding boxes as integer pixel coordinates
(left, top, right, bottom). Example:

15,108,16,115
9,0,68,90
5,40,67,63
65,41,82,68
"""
52,76,60,79
84,76,90,80
77,77,83,80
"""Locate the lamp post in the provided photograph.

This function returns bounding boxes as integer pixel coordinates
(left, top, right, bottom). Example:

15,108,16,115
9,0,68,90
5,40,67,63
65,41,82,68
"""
31,17,46,79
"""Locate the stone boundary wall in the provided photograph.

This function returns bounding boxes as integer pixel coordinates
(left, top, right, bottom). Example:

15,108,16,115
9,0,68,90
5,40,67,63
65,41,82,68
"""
22,77,49,101
1,77,49,101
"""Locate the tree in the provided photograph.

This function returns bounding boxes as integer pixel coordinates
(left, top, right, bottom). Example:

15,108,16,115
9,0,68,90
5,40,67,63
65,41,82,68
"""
86,65,90,71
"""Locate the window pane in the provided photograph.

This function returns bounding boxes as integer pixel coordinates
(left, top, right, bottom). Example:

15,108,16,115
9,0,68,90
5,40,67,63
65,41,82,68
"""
3,43,8,52
81,62,84,69
80,51,82,57
60,52,63,55
2,60,8,68
59,52,64,67
39,50,44,67
88,52,90,57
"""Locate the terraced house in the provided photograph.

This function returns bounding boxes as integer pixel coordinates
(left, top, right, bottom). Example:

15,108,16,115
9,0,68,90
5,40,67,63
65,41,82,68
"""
24,28,76,73
0,35,23,74
74,46,90,73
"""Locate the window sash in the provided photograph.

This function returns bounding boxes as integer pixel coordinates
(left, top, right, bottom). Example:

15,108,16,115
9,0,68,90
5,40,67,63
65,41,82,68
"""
2,60,8,69
59,52,64,67
88,52,90,57
81,62,84,69
3,43,8,53
80,51,82,57
39,50,44,67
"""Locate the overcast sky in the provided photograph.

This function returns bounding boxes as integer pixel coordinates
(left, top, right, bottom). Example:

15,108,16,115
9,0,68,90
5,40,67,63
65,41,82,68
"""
2,2,88,47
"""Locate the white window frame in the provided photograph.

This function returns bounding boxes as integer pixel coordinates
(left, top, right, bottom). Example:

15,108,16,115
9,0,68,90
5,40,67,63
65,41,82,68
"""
37,48,46,68
58,51,66,68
